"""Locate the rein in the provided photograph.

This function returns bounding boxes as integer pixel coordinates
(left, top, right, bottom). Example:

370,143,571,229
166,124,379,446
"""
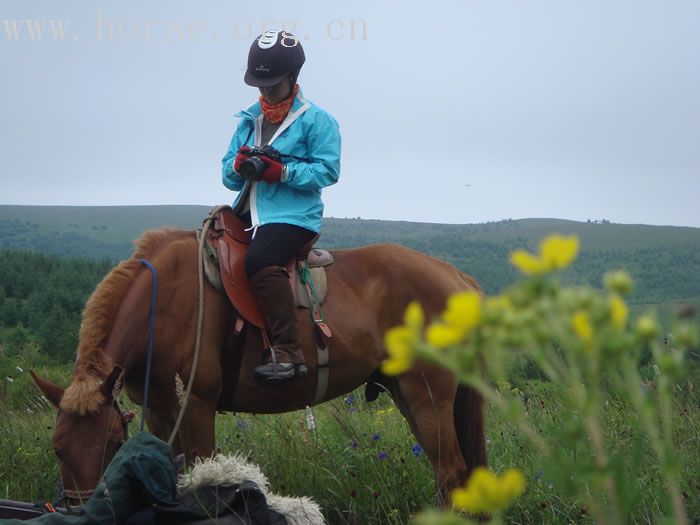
138,258,158,432
165,207,222,445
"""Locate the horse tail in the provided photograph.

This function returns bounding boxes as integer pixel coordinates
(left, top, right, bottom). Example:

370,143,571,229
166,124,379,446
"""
453,383,487,473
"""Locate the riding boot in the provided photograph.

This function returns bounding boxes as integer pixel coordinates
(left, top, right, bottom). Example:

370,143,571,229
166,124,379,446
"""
250,265,308,381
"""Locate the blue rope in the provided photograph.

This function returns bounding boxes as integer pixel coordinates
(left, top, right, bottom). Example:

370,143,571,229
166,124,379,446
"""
138,258,158,432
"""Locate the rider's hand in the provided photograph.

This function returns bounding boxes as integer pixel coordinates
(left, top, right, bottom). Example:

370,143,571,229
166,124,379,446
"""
233,146,252,175
260,155,284,184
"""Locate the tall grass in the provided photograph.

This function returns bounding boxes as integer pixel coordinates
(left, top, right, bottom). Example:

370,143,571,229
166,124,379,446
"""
1,359,697,524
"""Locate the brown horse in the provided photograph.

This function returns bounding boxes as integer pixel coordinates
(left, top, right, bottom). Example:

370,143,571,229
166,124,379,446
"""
30,228,486,508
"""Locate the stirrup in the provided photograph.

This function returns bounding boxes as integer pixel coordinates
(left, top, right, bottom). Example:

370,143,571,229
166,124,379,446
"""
254,347,307,382
254,362,308,382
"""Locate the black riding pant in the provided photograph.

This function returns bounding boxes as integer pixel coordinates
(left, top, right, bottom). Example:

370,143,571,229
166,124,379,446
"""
244,221,317,277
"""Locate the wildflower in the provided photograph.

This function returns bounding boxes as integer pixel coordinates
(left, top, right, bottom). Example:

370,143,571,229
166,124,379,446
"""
377,451,388,461
540,235,579,270
236,418,250,431
305,406,316,431
604,270,633,295
412,444,423,457
510,235,579,275
381,326,415,375
426,323,463,348
443,291,482,332
427,291,482,349
509,249,546,275
451,467,526,514
350,440,358,449
484,295,512,321
675,323,699,348
6,377,13,383
404,301,424,331
608,294,628,330
16,367,24,373
371,433,381,441
571,311,593,342
343,394,355,405
382,301,427,375
636,315,659,341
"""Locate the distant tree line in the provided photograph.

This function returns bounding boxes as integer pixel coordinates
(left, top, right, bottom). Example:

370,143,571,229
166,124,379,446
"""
1,218,699,365
0,219,131,260
0,251,111,362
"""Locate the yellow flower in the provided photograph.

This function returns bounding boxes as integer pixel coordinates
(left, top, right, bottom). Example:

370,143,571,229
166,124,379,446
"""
443,291,482,332
571,311,593,342
425,291,482,349
381,326,415,375
509,249,546,275
608,294,628,330
510,234,579,275
540,235,579,271
426,323,463,348
451,467,525,514
381,302,425,375
404,301,424,332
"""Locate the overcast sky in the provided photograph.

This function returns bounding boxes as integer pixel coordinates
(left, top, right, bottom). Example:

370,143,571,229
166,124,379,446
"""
1,1,699,227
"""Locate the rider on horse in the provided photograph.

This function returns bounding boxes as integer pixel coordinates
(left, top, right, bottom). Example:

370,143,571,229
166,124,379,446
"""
221,30,341,382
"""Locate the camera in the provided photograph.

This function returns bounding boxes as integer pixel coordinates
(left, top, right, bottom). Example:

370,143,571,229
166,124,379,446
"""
238,146,282,180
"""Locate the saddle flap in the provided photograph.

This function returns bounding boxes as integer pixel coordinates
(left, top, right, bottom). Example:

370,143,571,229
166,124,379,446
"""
215,207,252,244
210,208,266,329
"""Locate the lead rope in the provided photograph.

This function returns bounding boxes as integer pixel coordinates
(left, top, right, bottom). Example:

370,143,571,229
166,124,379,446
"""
138,258,158,432
167,205,227,446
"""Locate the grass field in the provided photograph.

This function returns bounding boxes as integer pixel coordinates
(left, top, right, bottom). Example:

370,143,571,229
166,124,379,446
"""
1,360,698,524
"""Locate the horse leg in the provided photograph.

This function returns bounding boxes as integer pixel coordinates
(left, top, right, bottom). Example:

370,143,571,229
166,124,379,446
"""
390,366,468,506
170,394,217,461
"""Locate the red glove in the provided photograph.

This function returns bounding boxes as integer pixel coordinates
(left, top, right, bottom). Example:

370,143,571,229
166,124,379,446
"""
259,155,284,184
233,146,252,175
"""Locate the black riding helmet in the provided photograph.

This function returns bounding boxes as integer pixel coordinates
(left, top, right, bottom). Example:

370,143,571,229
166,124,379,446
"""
244,30,306,88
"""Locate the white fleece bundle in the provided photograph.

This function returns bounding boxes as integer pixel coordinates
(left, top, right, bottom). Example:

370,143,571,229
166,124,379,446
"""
177,454,325,525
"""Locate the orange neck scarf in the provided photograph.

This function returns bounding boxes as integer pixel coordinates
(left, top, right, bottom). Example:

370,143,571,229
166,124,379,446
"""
259,84,299,124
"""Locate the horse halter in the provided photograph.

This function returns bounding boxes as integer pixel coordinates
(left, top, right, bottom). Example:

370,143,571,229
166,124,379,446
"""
57,399,133,513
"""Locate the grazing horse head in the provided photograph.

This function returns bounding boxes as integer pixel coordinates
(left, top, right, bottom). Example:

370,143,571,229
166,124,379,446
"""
30,366,131,510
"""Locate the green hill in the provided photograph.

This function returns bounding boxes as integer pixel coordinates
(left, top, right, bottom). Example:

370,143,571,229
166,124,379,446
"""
1,205,698,317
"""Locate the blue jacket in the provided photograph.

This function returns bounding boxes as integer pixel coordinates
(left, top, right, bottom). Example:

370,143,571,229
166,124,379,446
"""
221,90,341,233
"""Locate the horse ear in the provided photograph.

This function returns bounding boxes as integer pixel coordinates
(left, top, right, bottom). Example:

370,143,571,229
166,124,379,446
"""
100,366,124,400
29,370,64,409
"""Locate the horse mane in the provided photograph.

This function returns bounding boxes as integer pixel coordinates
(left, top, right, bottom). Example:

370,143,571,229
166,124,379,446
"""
60,228,185,414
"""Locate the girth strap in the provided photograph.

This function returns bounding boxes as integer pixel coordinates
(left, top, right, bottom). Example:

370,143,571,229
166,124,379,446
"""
298,259,332,404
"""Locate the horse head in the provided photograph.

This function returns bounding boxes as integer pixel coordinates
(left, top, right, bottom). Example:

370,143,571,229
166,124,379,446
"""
30,366,132,511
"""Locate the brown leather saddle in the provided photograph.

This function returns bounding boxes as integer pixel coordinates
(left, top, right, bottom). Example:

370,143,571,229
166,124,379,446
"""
202,206,333,335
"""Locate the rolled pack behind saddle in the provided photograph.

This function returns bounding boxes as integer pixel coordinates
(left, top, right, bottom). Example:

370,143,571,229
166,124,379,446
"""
199,206,333,401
